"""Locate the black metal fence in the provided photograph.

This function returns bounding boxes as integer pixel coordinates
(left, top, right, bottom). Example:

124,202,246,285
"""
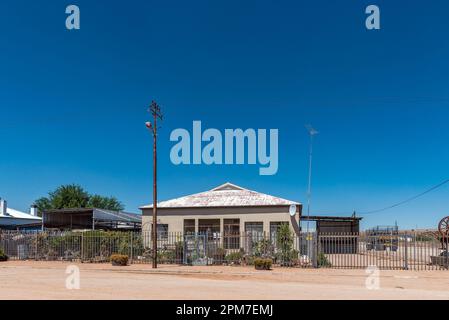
0,230,317,267
319,232,449,270
1,230,448,270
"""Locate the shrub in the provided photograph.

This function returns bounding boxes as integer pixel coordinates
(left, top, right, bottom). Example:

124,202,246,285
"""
254,258,272,270
242,254,255,266
174,241,184,263
276,249,300,267
276,224,298,266
210,247,226,264
0,249,8,262
252,239,275,259
110,254,128,266
158,249,176,264
317,252,332,267
225,249,244,265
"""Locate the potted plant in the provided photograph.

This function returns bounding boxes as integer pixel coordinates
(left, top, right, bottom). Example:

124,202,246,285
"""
0,249,8,262
110,254,129,266
254,258,272,270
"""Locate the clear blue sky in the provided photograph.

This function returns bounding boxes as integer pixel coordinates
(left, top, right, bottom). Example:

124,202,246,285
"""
1,0,448,229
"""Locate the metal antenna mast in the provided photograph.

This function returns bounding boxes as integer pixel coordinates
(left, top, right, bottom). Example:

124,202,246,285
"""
146,101,163,269
305,125,319,233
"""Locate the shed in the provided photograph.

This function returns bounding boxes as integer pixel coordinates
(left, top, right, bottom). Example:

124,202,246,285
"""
301,215,362,254
42,208,141,231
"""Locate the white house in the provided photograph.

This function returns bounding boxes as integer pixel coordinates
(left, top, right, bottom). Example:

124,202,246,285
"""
140,182,302,240
0,198,42,230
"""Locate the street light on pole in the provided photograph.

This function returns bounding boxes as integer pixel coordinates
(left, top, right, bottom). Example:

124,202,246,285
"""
146,100,163,269
305,124,319,234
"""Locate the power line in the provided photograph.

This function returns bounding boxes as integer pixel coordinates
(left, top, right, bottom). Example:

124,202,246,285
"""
310,178,449,216
359,178,449,215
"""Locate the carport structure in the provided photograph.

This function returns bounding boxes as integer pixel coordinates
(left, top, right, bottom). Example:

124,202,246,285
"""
42,208,141,231
301,215,362,254
300,215,362,234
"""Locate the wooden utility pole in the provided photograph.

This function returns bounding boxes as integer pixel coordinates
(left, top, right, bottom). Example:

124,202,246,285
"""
146,101,163,269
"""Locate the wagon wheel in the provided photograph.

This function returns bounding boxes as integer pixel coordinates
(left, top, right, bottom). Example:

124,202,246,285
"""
438,217,449,251
438,217,449,238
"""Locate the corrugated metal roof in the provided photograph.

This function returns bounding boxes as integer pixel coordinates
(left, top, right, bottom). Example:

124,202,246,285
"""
141,182,300,209
93,209,141,223
43,208,141,223
4,208,42,221
0,207,41,228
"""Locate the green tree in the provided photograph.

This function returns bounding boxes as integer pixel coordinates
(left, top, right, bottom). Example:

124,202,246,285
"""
35,184,124,214
34,197,52,212
88,195,124,211
49,185,89,209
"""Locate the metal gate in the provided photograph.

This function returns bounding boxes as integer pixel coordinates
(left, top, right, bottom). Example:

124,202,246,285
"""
183,234,207,265
297,232,318,268
318,233,449,270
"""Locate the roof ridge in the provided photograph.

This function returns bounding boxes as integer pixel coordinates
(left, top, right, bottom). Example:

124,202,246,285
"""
210,182,246,191
140,183,300,209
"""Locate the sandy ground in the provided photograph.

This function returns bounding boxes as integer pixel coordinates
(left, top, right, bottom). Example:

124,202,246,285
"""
1,261,449,300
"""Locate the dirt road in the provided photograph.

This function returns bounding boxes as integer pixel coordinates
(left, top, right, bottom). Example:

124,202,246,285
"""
1,261,449,300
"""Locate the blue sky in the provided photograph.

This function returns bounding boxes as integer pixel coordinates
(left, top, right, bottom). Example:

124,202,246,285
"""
1,0,448,229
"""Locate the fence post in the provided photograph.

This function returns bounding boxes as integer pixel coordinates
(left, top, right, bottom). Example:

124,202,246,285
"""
81,233,84,263
130,232,133,264
404,234,409,270
445,237,448,271
35,232,38,261
312,232,318,268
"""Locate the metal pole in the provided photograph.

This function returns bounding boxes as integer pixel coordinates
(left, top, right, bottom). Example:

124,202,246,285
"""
152,113,158,269
306,132,314,233
147,101,162,269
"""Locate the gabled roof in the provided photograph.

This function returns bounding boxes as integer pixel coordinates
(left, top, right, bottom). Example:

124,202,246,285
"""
0,207,42,228
141,182,300,209
3,208,42,221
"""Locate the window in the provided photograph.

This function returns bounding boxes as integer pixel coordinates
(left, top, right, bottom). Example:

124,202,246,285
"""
245,222,263,233
198,219,221,240
151,224,169,240
245,222,263,241
244,222,263,253
224,219,240,249
184,219,195,234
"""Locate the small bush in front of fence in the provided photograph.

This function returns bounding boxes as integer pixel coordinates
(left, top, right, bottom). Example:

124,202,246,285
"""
254,258,272,270
225,249,244,265
252,239,275,260
154,241,184,264
110,254,129,266
210,247,226,265
0,249,8,262
242,254,255,266
317,252,332,267
276,249,300,267
275,224,301,266
158,249,177,264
